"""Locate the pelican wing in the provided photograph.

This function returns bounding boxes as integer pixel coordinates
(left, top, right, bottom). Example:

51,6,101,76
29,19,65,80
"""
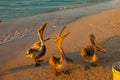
37,23,47,41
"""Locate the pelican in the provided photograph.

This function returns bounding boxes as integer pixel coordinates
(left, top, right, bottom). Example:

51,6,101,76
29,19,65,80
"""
80,34,106,70
26,23,50,66
49,25,72,76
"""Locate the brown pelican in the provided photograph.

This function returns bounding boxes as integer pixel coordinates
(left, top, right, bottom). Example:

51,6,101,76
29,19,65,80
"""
80,34,106,70
49,25,72,76
26,23,50,66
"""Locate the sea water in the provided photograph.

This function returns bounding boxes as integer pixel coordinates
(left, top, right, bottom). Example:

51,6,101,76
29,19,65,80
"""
0,0,108,20
0,0,119,45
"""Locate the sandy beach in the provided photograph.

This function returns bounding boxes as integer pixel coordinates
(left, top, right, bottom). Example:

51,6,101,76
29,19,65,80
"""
0,0,120,80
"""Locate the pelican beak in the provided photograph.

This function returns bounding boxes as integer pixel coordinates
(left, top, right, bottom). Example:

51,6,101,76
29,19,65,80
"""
57,25,67,38
89,34,96,45
94,39,106,53
89,34,106,53
25,49,30,57
55,32,70,49
101,48,106,53
55,25,70,53
37,23,48,41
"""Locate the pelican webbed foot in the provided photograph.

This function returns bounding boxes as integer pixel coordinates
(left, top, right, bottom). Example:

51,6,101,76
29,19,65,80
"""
36,63,41,67
84,62,91,70
55,69,62,76
35,59,43,67
55,70,71,76
90,63,97,67
85,63,98,70
85,65,90,70
55,71,62,76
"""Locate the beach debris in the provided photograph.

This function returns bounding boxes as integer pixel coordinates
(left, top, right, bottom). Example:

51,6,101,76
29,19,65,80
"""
113,62,120,71
80,34,106,70
49,25,72,76
0,19,3,23
112,62,120,80
25,23,50,66
117,2,120,6
52,26,57,28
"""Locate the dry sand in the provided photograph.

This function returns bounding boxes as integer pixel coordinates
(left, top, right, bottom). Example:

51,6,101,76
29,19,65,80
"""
0,3,120,80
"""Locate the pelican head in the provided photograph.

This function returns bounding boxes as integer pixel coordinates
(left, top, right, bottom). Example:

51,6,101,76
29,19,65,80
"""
89,34,106,53
25,48,38,58
89,34,96,45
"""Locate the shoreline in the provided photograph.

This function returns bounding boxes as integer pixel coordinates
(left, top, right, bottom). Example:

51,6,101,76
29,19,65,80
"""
0,0,119,45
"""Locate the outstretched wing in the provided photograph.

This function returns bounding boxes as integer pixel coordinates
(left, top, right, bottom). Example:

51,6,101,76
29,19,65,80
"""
37,23,47,41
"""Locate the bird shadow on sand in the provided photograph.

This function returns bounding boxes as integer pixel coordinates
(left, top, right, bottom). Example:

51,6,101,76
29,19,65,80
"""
66,51,83,64
64,51,85,71
0,60,49,76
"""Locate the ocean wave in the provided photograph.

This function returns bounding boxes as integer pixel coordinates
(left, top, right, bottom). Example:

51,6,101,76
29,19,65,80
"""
58,2,86,10
0,0,109,20
0,0,83,20
58,0,108,11
0,28,35,45
0,0,116,45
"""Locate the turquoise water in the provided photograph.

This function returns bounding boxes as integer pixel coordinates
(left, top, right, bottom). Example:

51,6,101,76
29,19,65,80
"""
0,0,107,20
0,0,116,45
